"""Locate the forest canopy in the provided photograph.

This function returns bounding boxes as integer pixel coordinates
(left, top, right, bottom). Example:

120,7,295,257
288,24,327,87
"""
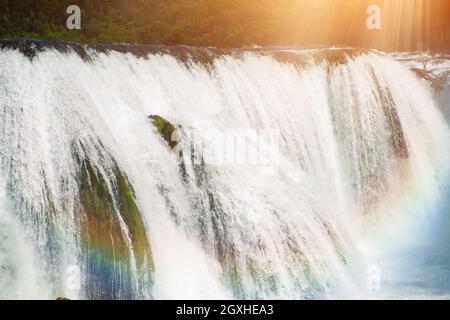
0,0,448,51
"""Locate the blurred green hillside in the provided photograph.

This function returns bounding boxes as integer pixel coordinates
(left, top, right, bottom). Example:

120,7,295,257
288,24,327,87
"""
0,0,294,47
0,0,448,50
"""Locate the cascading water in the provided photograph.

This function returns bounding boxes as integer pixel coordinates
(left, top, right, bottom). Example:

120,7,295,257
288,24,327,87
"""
0,41,448,299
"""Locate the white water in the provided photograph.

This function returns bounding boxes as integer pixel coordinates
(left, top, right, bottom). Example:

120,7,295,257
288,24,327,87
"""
0,46,448,299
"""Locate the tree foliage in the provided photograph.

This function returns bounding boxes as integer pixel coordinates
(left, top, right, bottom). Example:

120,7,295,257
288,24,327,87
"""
0,0,448,50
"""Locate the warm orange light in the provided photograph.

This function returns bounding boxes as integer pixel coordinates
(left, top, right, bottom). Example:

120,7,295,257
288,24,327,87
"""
253,0,449,51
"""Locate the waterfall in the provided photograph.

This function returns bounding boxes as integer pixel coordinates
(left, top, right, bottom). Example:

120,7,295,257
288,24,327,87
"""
0,42,448,299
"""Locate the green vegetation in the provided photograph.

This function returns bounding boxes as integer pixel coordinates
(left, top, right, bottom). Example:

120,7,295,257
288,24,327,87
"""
0,0,296,47
0,0,448,50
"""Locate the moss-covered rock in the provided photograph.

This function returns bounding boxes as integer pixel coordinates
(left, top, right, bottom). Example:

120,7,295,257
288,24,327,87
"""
149,115,178,149
78,155,153,299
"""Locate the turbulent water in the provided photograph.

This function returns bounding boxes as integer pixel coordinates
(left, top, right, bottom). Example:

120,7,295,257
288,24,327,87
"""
0,40,449,299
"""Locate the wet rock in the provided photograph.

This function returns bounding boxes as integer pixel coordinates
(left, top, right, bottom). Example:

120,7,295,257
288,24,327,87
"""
77,152,153,299
148,115,179,149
